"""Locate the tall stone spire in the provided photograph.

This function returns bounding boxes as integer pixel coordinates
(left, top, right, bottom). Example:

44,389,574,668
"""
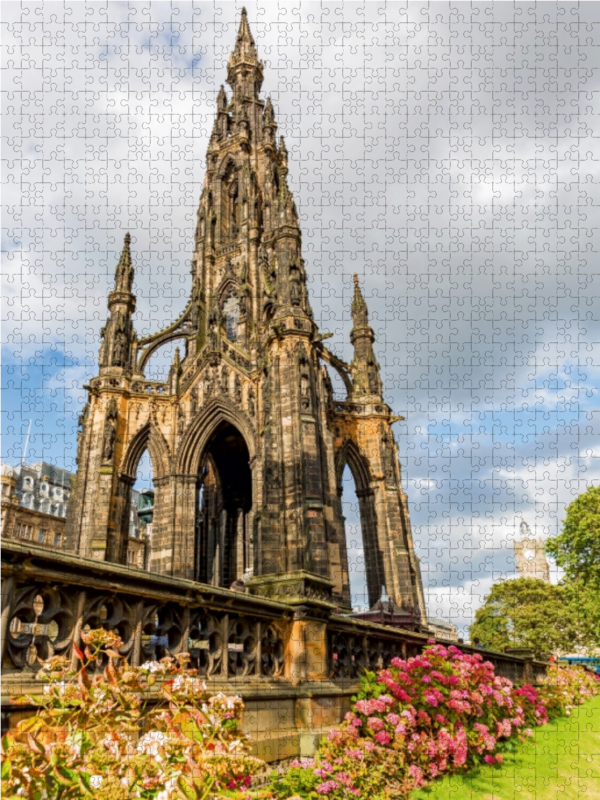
227,6,263,103
99,234,136,372
349,274,383,400
114,233,134,293
68,9,427,626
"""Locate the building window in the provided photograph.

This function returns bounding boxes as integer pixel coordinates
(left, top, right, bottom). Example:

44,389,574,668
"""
53,533,61,547
1,484,8,496
15,524,32,540
38,529,46,544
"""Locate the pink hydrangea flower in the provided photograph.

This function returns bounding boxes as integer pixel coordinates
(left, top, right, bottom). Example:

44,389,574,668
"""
374,730,391,745
316,780,339,795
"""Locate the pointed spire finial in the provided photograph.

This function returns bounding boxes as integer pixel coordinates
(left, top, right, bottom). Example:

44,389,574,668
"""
351,273,368,327
114,232,133,292
235,6,256,51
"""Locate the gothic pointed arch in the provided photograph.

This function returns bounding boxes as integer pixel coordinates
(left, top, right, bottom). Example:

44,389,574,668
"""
176,396,256,476
335,436,384,609
335,437,371,494
120,422,171,481
217,275,239,302
217,155,239,179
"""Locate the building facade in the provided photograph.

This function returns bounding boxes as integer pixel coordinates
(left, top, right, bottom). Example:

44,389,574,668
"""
64,10,426,620
1,464,65,551
1,463,146,567
12,462,72,519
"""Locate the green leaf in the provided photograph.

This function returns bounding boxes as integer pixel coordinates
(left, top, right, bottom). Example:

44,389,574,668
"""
53,765,79,786
1,758,12,780
177,775,198,799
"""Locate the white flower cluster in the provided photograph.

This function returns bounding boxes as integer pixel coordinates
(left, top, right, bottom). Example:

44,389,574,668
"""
171,674,206,694
139,660,168,674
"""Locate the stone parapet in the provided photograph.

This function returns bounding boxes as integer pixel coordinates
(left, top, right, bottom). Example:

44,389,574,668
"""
1,541,548,761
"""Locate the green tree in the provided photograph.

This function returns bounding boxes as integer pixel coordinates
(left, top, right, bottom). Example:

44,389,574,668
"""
545,484,600,588
469,578,580,659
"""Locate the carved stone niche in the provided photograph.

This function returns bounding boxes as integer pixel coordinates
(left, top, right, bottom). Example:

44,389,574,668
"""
5,585,76,671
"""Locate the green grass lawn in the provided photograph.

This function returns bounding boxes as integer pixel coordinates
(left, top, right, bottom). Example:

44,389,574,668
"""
412,692,600,800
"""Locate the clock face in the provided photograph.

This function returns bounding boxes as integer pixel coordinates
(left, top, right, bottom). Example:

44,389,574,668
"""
524,549,535,560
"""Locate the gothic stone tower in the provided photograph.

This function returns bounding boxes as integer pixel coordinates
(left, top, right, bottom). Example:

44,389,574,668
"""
65,9,426,619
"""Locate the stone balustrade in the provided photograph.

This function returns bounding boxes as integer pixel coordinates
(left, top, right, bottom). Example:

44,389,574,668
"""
1,540,548,761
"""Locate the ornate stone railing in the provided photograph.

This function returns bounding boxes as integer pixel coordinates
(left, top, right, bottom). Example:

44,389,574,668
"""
1,541,289,681
1,541,548,759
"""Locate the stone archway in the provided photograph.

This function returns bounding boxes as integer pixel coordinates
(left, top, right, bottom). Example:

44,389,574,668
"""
114,423,171,567
335,439,385,609
195,422,252,587
162,397,257,583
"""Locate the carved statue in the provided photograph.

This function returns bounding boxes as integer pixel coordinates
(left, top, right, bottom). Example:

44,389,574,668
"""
247,387,256,417
290,277,301,306
190,388,198,415
234,374,243,405
208,326,217,351
190,280,201,327
238,282,250,319
300,373,311,411
220,366,229,395
258,242,269,269
112,331,127,366
102,415,117,462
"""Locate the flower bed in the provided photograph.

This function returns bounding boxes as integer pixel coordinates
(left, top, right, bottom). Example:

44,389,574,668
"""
269,642,599,799
1,629,267,799
2,634,597,800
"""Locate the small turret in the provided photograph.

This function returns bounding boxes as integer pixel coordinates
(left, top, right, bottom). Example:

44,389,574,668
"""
99,234,137,372
227,7,264,102
349,274,383,400
114,233,134,293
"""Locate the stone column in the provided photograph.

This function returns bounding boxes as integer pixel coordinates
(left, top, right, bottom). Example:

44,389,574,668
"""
287,606,329,685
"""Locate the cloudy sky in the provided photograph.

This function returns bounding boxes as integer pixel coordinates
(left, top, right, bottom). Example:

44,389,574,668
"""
2,1,599,634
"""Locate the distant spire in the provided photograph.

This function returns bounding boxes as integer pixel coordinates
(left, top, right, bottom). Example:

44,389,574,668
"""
114,233,134,293
349,274,382,400
234,7,256,56
351,273,369,328
227,7,262,99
